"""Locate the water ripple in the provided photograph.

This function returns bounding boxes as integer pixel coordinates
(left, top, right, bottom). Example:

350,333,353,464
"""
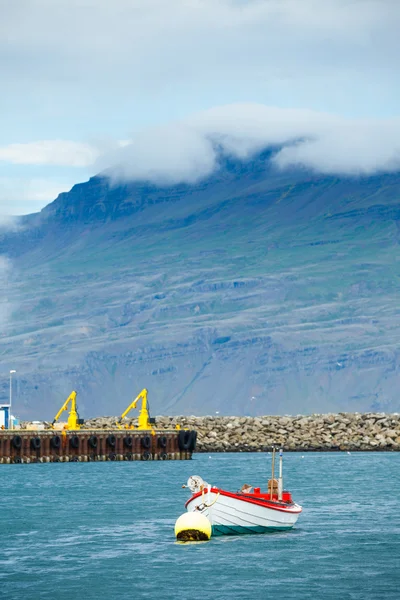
0,452,399,599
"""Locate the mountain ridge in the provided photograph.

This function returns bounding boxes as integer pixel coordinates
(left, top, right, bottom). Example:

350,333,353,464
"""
1,151,400,419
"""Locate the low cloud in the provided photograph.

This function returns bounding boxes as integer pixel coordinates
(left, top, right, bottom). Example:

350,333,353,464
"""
272,118,400,174
0,177,79,216
0,215,19,230
3,104,400,217
0,256,13,330
0,141,99,167
103,124,216,184
103,104,400,184
6,108,400,181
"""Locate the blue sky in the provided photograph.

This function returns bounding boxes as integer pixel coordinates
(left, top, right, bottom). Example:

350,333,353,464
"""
1,0,400,215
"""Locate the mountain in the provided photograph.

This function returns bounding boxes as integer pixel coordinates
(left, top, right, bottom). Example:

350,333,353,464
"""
1,151,400,419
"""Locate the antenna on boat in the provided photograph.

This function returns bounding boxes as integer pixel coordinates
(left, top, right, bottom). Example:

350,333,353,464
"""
278,448,283,501
270,446,276,500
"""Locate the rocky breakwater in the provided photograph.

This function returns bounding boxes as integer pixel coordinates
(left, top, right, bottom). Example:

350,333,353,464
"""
155,413,400,452
20,412,400,451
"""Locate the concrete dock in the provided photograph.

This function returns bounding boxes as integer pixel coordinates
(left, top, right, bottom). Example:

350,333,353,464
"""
0,429,197,463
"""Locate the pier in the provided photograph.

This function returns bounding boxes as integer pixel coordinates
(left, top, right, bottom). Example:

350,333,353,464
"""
0,429,197,464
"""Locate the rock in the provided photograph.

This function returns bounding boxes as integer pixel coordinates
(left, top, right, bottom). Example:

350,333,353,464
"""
176,412,400,452
19,412,398,453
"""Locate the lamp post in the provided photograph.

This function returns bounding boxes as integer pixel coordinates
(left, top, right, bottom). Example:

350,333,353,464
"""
9,370,16,430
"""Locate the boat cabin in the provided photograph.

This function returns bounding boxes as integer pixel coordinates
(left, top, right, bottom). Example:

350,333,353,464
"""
240,486,293,504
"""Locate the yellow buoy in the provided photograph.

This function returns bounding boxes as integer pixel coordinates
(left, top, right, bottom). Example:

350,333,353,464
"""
175,511,212,541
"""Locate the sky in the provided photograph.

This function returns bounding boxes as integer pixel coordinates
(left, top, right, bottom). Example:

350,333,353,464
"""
1,0,400,215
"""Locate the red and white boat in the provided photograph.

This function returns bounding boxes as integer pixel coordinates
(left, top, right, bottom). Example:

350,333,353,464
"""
184,449,302,536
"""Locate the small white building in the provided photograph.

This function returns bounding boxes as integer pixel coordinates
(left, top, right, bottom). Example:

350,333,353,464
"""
0,404,10,429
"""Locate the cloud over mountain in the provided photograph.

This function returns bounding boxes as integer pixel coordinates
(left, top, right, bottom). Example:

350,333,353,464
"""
3,103,400,217
2,1,400,214
103,104,400,184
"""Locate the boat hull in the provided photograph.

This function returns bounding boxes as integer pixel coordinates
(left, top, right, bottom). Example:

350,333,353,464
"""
211,524,293,536
186,489,301,536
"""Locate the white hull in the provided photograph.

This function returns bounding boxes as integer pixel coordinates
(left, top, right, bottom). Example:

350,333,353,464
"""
186,490,301,536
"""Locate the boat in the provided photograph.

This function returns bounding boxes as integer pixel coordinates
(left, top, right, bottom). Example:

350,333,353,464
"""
183,448,302,536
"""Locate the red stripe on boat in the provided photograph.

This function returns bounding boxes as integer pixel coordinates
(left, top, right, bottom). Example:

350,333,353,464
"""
185,488,302,513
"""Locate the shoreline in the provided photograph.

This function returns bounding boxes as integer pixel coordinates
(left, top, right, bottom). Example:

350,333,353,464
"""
152,412,400,452
179,413,400,453
179,413,400,452
19,411,399,453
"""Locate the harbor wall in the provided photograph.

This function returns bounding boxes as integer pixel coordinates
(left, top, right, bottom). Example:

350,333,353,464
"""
80,413,400,452
171,413,399,452
0,429,197,464
16,412,400,454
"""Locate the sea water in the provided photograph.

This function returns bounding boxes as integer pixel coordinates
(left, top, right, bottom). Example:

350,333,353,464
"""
0,452,399,600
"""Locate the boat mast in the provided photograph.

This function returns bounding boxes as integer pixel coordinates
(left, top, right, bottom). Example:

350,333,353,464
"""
278,448,283,501
270,446,276,500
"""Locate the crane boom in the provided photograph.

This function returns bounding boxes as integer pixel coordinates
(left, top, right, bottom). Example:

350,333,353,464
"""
118,388,155,430
52,391,83,430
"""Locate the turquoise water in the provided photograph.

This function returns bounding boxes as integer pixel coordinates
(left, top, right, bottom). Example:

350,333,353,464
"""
0,452,399,600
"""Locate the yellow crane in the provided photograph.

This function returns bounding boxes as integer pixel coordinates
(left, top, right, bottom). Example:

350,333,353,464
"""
116,388,155,430
51,391,84,430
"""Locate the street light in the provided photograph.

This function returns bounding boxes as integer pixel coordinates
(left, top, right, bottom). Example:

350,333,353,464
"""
9,370,16,430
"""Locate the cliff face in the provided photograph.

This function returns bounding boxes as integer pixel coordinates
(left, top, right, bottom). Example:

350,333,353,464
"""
1,152,400,419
